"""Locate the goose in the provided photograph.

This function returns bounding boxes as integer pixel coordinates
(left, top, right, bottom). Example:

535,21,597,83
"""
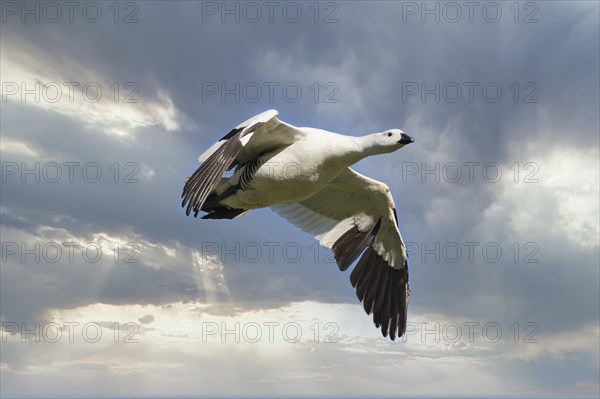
181,110,414,340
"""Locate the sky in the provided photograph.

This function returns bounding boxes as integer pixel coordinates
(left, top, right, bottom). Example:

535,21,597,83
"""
0,0,599,397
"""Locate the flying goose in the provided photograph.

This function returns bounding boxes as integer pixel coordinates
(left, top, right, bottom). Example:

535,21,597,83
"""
181,110,414,340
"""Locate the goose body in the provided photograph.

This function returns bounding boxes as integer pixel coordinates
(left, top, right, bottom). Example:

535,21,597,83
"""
219,129,368,208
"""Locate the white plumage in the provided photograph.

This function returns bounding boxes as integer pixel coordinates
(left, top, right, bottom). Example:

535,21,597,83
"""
182,109,414,340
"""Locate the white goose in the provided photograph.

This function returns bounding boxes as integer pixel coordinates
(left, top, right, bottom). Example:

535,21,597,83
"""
182,110,414,340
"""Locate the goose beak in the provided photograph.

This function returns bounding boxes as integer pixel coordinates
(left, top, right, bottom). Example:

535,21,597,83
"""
398,133,414,145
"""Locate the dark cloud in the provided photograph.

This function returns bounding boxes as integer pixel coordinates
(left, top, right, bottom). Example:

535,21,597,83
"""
137,314,154,324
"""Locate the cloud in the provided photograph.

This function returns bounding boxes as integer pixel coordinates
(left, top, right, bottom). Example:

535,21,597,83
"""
137,314,155,324
0,137,40,157
0,218,231,324
1,36,182,137
1,301,597,396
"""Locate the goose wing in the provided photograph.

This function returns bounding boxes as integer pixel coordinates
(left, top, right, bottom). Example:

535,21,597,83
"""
271,168,409,340
182,109,306,216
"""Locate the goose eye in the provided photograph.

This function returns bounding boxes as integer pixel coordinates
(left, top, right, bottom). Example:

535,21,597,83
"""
387,132,393,137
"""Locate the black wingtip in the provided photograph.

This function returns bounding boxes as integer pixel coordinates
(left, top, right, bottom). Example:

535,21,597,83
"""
180,129,245,218
332,224,374,272
349,242,409,341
